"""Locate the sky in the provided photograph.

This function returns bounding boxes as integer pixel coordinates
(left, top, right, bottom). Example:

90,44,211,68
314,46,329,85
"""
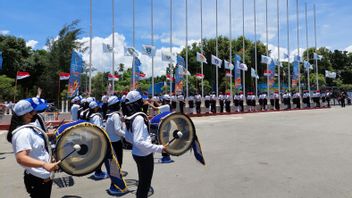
0,0,351,76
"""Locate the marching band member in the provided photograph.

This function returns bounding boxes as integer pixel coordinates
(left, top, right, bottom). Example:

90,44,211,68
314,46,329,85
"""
70,96,80,121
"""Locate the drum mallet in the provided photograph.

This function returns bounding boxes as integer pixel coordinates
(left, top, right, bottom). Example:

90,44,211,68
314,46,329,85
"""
60,144,81,162
165,130,183,147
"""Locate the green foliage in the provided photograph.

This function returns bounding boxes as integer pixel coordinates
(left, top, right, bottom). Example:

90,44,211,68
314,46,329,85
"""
0,75,15,101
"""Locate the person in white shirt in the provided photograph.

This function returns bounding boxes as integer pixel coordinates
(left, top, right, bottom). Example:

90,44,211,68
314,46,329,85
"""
225,93,231,113
195,92,202,114
123,91,166,198
210,92,217,114
218,92,224,113
204,94,211,113
177,94,185,114
7,98,60,198
187,94,195,114
70,96,80,121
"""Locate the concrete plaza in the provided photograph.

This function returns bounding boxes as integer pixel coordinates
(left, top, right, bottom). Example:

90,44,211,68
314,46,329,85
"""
1,106,352,198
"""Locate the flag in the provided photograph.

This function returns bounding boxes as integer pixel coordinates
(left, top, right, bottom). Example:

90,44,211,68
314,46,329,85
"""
59,72,70,80
283,53,289,59
294,55,302,63
175,65,184,94
142,45,156,57
238,63,248,71
303,61,313,71
313,53,323,61
251,68,259,79
108,73,119,81
16,71,30,80
325,70,336,79
234,54,242,62
166,74,175,81
195,73,204,80
224,60,234,70
196,52,207,63
102,43,113,53
0,51,3,70
234,63,242,88
225,70,232,77
68,51,83,98
191,135,206,165
211,55,222,68
161,52,175,62
124,47,139,57
261,55,272,64
131,56,142,88
176,55,185,67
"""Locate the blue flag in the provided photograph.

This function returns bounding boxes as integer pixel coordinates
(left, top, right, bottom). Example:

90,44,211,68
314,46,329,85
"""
0,51,3,70
192,135,206,165
234,54,242,62
292,61,299,79
68,51,83,98
176,55,185,67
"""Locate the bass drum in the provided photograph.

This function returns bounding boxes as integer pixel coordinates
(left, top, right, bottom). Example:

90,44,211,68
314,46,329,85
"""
55,121,109,176
157,113,196,156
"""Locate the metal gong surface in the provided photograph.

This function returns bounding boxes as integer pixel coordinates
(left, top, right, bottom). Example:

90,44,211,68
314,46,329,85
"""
158,113,195,156
56,123,108,176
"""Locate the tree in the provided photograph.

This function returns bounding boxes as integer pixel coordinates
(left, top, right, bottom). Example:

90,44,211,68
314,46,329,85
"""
0,75,15,101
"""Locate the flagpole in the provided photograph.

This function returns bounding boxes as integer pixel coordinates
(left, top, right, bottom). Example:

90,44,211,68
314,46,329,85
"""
132,0,136,90
112,0,115,92
242,0,246,99
151,0,155,97
169,0,173,96
58,76,60,109
296,0,302,104
185,0,189,98
254,0,258,98
200,0,204,98
314,4,319,90
286,0,291,93
277,0,281,101
229,0,233,101
89,0,92,96
305,2,311,97
266,0,269,97
215,0,219,97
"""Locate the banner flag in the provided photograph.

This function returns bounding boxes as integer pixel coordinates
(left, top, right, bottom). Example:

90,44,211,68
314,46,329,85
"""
68,51,83,98
142,45,156,57
195,73,204,80
234,62,242,88
294,55,302,63
211,55,222,68
234,54,242,62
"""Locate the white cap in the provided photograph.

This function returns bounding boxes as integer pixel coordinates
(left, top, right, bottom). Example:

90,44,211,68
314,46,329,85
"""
108,96,120,106
80,98,87,104
89,101,98,109
71,96,80,103
163,94,170,100
125,91,142,104
13,100,33,116
87,97,95,103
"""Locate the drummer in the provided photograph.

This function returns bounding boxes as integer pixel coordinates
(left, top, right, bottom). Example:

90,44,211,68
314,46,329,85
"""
123,91,167,198
7,98,60,198
88,101,109,180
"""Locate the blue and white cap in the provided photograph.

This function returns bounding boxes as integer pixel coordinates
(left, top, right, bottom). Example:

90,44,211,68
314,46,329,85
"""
89,101,99,109
13,97,48,116
80,98,87,104
108,96,120,106
86,97,94,103
71,96,81,103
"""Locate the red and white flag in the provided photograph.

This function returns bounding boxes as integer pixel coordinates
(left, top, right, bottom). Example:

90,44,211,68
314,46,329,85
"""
16,71,30,80
59,72,70,80
195,73,204,80
108,73,119,81
225,71,232,77
166,74,174,81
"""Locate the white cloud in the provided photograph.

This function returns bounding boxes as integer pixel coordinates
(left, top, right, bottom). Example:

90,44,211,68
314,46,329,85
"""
344,45,352,52
77,33,184,78
0,30,10,35
268,43,305,62
26,40,38,49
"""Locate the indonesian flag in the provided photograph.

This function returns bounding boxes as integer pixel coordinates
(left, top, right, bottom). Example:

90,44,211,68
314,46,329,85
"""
139,72,146,78
225,71,232,77
59,72,70,80
263,70,272,76
108,73,119,81
195,73,204,80
16,71,30,80
166,74,175,81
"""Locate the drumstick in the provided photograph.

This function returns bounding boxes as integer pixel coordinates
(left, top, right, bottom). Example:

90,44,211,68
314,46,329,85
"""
60,144,81,162
164,131,183,147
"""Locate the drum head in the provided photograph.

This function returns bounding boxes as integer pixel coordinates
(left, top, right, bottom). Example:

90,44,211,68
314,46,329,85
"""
158,113,195,156
56,123,108,176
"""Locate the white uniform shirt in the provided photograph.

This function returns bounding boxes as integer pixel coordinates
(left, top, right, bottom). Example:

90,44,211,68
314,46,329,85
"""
259,94,267,99
71,104,80,121
89,113,103,127
239,94,244,101
293,93,300,98
218,94,224,101
195,94,201,102
177,95,185,102
105,112,125,142
12,126,51,179
125,115,163,156
204,95,210,101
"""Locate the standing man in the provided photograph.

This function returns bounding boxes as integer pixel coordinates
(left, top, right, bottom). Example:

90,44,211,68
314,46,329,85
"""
303,90,310,108
204,93,211,114
233,92,240,112
225,92,231,113
195,92,202,114
238,91,244,112
326,90,331,107
210,92,217,114
274,91,280,110
218,92,224,113
177,93,185,114
292,91,301,109
70,96,81,121
187,94,195,114
101,92,109,120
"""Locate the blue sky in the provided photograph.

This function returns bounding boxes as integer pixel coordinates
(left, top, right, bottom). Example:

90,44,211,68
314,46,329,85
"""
0,0,351,75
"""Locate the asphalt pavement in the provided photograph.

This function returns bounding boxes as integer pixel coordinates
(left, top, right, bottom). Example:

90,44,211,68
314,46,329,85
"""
1,106,352,198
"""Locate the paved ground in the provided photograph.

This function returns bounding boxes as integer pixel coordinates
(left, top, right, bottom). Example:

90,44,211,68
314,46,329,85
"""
1,106,352,198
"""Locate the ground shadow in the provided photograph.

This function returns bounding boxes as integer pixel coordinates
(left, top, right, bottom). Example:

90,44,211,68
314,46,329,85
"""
124,179,154,197
53,176,75,188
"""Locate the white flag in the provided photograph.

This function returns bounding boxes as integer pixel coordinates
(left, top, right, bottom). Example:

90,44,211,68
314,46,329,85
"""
224,60,234,70
142,45,156,57
261,55,272,64
211,55,222,68
239,63,248,71
161,52,175,62
124,47,139,57
251,68,259,79
313,53,323,60
325,70,336,79
196,52,207,63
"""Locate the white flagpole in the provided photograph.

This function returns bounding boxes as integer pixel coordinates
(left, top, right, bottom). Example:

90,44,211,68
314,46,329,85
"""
186,0,189,98
265,0,269,97
277,0,281,100
151,0,155,97
229,0,233,101
242,0,246,98
200,0,204,97
305,3,311,97
254,0,258,98
296,0,302,105
132,0,136,90
112,0,115,93
89,0,93,96
286,0,291,93
169,0,173,96
314,4,319,90
215,0,219,97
